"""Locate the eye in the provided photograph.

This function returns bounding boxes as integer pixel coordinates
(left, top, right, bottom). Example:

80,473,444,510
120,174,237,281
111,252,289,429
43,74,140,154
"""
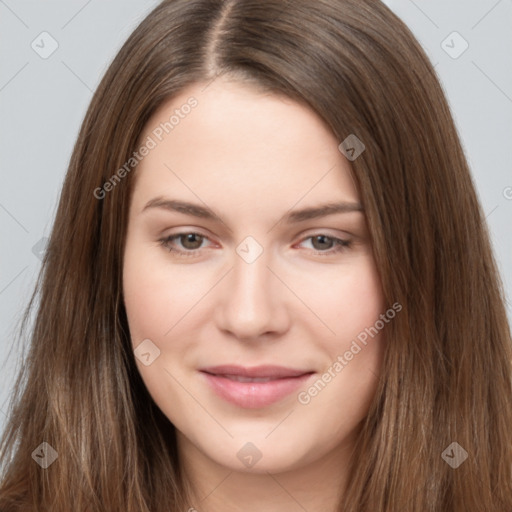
158,232,352,258
297,234,352,255
159,232,212,257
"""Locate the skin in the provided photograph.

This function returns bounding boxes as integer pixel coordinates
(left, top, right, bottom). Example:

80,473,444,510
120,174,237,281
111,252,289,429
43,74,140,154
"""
123,77,387,512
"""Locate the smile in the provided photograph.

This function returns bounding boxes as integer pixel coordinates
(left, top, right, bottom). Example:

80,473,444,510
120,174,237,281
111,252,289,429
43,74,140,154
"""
199,365,315,409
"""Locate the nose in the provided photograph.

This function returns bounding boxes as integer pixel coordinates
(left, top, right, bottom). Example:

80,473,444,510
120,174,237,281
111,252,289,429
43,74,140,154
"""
214,247,290,341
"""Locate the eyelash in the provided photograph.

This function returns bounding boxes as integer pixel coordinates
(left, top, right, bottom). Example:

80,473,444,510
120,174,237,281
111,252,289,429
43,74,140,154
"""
158,232,352,258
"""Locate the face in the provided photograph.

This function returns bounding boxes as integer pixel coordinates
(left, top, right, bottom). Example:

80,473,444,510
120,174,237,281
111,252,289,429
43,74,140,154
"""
123,78,387,475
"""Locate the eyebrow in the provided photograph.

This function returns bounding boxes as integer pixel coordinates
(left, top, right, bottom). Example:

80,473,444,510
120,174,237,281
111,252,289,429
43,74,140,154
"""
141,197,363,224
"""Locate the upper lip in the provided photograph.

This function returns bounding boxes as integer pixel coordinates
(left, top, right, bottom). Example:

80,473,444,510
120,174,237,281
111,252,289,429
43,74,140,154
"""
199,365,313,379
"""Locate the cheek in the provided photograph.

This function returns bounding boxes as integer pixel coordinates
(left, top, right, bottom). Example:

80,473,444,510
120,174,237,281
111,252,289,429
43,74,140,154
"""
309,256,385,343
122,239,200,343
309,256,386,393
122,245,192,414
299,267,387,433
123,255,163,344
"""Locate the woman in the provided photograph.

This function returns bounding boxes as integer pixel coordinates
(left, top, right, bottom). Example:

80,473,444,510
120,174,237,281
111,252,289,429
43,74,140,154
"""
1,0,511,510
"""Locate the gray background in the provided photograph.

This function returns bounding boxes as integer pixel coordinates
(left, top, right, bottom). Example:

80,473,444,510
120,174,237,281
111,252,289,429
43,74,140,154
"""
1,0,511,435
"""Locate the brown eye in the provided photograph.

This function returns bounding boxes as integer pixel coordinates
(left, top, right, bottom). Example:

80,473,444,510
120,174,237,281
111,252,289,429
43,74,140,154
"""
311,235,336,251
298,234,352,255
178,233,204,250
159,232,209,255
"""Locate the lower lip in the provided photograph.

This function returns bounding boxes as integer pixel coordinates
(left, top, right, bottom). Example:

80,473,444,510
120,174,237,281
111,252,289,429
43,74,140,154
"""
200,371,314,409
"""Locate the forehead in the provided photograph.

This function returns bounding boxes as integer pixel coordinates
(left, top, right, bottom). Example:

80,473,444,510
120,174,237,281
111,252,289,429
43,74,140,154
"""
132,78,360,214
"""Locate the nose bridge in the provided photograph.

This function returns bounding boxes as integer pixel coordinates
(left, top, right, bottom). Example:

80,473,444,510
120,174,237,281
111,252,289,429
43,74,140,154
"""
233,247,270,301
217,240,286,339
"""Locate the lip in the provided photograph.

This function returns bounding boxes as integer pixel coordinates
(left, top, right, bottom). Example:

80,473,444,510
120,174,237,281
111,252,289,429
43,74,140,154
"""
199,365,315,409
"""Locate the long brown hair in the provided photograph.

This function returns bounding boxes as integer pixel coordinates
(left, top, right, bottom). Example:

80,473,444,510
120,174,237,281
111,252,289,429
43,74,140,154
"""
1,0,511,510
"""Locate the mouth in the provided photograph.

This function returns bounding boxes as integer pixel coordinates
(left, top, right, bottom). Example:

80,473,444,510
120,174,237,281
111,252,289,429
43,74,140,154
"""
199,365,315,409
